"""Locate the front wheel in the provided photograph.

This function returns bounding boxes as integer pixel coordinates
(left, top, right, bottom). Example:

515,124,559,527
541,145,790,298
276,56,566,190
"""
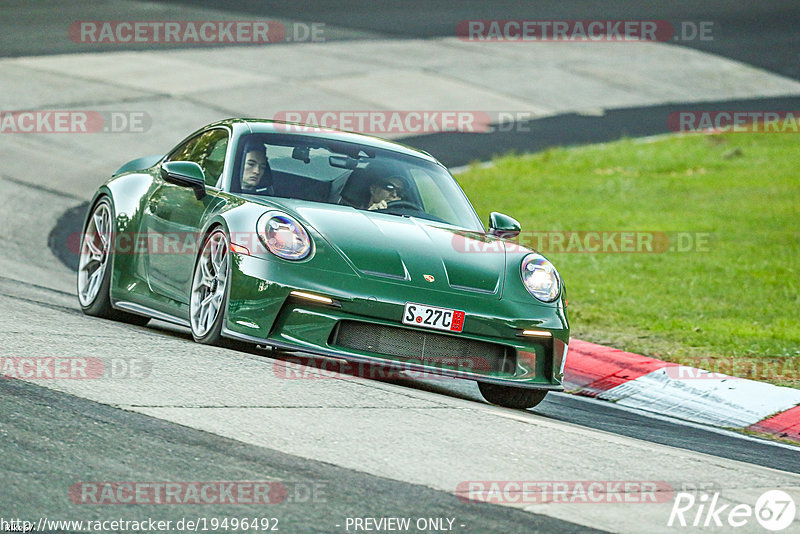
478,382,548,409
190,228,230,344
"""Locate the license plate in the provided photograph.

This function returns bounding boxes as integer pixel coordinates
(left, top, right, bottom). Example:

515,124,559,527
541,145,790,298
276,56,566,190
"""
402,302,465,333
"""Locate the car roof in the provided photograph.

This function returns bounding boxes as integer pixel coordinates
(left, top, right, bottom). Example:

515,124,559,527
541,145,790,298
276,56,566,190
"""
215,118,440,164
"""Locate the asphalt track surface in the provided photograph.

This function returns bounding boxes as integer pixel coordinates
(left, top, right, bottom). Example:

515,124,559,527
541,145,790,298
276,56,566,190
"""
3,1,800,533
405,95,800,167
1,378,599,534
3,0,799,81
178,0,800,80
3,0,799,166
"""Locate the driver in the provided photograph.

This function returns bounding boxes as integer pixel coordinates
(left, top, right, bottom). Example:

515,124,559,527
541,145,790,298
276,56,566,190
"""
240,144,273,195
367,176,405,210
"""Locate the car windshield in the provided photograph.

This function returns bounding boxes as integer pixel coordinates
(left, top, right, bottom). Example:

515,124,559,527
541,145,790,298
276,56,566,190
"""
230,133,484,231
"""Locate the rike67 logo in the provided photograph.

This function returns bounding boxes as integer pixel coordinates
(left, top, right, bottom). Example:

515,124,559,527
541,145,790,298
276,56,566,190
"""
668,490,796,531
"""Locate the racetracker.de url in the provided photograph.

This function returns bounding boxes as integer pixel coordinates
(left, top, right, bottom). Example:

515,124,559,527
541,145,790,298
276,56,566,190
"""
0,516,280,532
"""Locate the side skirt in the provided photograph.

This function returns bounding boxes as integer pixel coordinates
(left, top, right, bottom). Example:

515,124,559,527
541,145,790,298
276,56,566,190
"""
114,301,190,328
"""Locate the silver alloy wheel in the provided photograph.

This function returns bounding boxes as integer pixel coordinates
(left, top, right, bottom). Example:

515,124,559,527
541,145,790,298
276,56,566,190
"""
77,201,112,307
190,230,229,338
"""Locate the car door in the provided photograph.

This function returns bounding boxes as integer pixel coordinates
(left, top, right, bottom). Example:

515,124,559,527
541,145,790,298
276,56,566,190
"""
143,128,229,303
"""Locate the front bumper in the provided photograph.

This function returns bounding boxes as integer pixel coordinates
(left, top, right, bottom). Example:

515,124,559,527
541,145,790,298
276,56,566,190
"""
223,254,569,389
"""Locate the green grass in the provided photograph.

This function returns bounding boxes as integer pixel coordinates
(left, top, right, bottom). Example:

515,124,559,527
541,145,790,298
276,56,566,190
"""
455,131,800,388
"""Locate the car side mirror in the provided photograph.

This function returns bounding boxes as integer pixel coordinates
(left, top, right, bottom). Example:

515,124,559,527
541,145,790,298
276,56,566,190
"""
161,161,207,200
488,212,521,239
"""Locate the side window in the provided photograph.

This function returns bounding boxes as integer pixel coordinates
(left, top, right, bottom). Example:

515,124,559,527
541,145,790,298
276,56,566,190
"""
166,129,229,187
203,132,228,186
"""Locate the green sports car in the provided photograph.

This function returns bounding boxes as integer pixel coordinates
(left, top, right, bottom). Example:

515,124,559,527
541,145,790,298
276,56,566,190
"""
77,119,569,409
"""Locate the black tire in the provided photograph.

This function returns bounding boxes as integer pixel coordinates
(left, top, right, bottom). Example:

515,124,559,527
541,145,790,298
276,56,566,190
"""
77,197,150,326
190,227,230,345
478,382,548,409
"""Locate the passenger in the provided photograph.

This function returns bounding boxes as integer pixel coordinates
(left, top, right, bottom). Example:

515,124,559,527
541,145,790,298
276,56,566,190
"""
240,144,273,195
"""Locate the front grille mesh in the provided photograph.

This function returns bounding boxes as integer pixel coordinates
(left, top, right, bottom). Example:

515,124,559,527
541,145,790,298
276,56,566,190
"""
330,320,513,374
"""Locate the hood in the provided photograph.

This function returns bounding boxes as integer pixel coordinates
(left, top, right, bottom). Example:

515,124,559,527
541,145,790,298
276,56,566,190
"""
287,202,507,297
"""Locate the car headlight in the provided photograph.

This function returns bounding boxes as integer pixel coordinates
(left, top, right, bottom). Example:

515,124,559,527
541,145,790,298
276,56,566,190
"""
257,212,312,260
521,253,560,302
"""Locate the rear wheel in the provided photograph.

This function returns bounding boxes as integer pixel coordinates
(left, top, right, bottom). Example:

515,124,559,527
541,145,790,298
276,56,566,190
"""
478,382,548,409
77,197,149,326
190,228,230,344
